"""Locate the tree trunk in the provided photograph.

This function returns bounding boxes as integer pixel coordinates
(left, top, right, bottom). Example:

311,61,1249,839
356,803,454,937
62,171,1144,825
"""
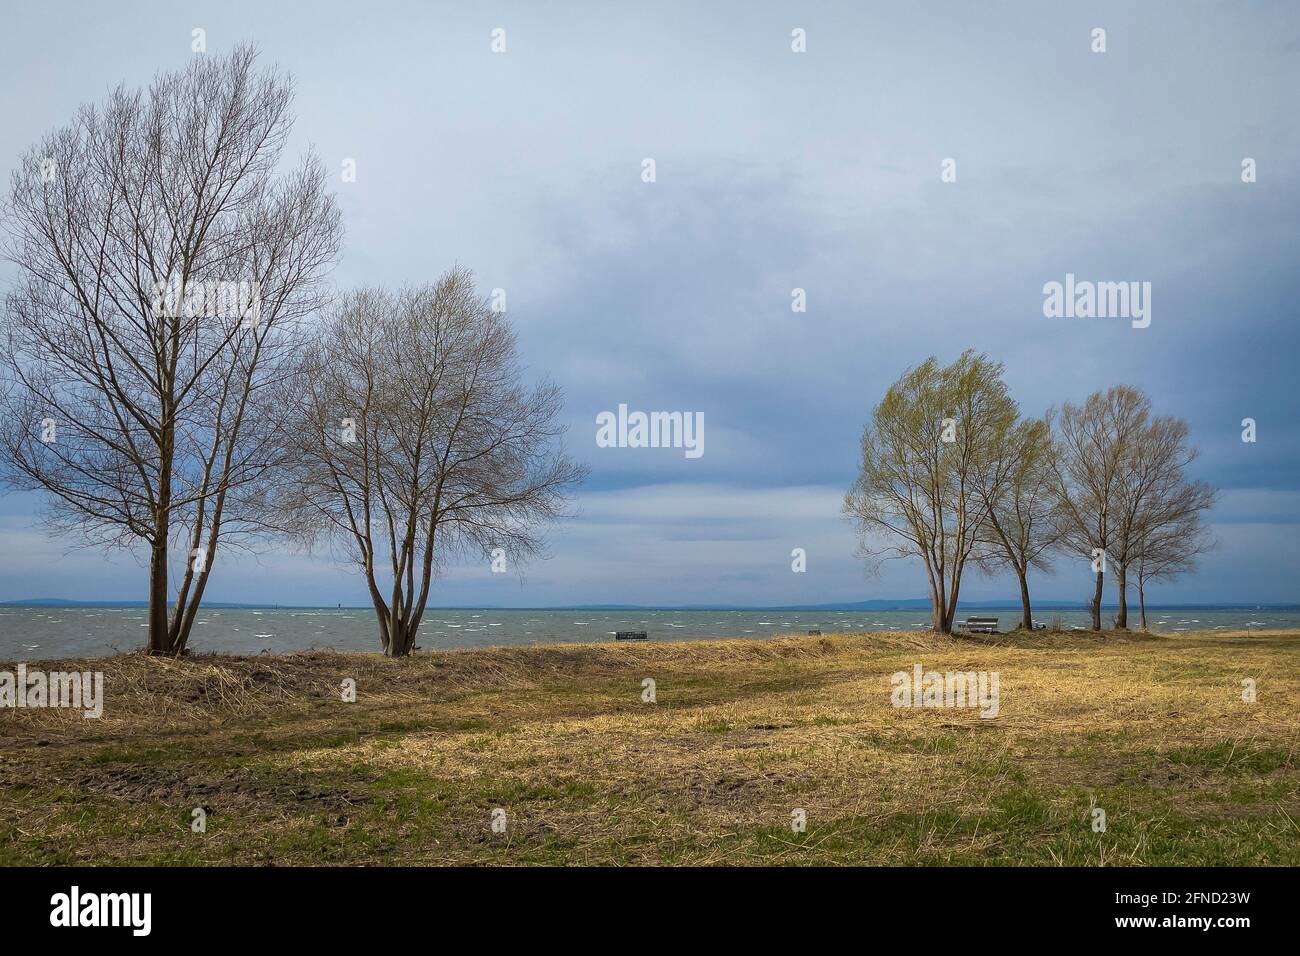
942,572,962,635
927,566,945,634
149,380,177,655
173,554,216,657
384,618,416,657
1090,568,1104,631
1115,563,1129,629
1138,581,1147,630
147,539,173,655
1017,568,1033,631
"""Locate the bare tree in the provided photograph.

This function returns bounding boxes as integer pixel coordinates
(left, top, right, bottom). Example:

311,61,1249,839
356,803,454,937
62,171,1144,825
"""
844,351,1018,634
1111,414,1217,628
281,270,587,657
1047,386,1150,631
1133,512,1214,629
0,45,342,655
975,417,1062,630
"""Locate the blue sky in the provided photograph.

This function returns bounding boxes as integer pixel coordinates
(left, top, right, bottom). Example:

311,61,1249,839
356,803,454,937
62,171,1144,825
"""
1,1,1298,607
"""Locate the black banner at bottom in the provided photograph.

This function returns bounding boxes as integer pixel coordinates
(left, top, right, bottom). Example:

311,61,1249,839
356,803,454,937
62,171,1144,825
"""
0,866,1284,941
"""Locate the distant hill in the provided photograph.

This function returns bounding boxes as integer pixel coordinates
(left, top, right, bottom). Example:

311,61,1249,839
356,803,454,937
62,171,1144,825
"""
566,599,966,611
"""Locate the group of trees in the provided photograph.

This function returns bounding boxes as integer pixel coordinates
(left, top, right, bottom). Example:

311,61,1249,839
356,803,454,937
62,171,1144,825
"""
0,47,1220,654
844,351,1216,634
0,46,582,656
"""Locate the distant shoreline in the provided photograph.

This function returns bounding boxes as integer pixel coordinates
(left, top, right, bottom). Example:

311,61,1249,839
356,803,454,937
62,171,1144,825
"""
4,600,1298,611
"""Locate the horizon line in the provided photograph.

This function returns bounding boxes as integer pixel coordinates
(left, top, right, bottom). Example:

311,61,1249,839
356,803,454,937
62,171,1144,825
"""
3,599,1297,611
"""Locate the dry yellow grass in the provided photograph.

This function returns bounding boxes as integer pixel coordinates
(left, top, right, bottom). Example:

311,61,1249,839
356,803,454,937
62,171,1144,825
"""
2,629,1296,865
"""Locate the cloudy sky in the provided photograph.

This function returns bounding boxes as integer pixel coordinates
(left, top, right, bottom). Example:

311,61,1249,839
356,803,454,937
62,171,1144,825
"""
1,1,1297,607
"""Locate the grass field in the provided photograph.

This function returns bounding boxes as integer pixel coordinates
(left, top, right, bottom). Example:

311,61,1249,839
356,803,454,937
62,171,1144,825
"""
2,629,1297,865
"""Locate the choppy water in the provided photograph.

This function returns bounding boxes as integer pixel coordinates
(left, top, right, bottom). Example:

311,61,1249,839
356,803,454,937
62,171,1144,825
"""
0,606,1296,660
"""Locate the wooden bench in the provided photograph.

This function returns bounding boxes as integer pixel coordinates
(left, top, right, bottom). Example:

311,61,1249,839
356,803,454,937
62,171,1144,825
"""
615,631,648,641
959,616,999,634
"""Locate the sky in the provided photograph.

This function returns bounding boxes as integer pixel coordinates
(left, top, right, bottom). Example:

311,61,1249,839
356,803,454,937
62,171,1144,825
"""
0,1,1297,608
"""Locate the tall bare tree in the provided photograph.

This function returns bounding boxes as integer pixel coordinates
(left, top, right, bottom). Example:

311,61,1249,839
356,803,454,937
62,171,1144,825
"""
281,270,586,657
844,351,1018,634
0,45,342,655
1110,415,1217,628
975,417,1062,630
1047,386,1149,631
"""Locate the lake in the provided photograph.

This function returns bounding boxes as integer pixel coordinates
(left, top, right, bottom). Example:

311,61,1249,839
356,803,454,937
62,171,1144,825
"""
1,606,1297,660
